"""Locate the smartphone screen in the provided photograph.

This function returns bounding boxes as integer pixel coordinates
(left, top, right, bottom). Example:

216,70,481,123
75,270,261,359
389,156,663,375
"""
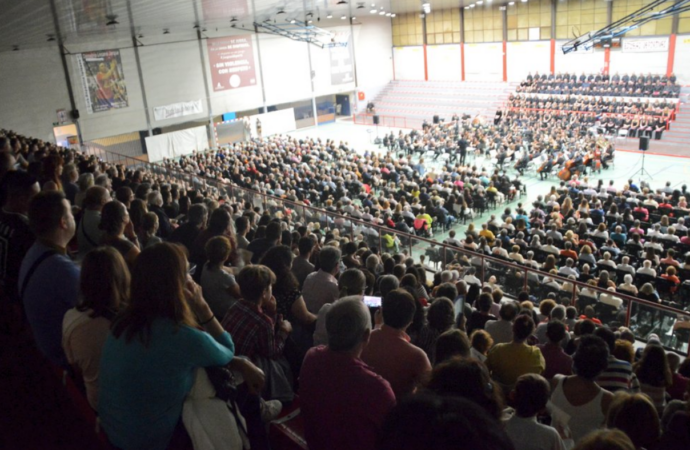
363,296,382,308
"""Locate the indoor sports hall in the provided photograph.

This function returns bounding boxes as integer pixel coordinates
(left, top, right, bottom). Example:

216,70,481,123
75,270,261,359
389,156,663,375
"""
2,0,690,449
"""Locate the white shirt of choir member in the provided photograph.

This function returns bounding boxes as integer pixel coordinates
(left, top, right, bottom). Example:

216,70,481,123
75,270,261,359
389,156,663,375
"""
504,415,566,450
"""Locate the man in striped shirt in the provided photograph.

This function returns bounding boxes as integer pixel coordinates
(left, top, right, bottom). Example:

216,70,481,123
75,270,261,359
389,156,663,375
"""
594,327,634,392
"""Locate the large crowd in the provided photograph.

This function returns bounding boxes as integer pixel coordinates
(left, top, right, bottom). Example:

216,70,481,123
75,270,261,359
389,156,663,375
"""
517,72,681,98
2,124,690,450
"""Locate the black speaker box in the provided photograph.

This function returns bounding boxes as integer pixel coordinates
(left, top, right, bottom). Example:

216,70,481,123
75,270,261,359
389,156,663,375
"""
639,136,650,151
433,115,440,124
373,115,380,125
71,109,80,120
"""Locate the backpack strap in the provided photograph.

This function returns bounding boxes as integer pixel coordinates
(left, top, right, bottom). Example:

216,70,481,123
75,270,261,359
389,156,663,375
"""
20,250,58,301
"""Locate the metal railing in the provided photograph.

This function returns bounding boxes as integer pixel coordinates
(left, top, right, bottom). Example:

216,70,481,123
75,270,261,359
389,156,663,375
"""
84,146,690,354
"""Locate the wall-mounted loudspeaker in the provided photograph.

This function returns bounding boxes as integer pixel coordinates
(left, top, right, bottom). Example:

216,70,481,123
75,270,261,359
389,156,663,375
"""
373,115,380,125
71,109,80,120
433,115,440,124
639,136,650,151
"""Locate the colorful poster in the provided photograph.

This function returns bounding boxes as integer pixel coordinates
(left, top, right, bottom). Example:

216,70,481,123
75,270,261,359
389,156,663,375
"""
77,49,129,114
330,33,354,85
207,36,257,92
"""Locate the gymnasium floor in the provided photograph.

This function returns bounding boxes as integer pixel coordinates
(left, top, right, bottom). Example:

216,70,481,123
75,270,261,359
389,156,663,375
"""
288,119,690,245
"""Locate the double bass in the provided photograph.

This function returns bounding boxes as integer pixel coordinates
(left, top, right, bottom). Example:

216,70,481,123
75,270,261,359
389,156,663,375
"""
558,159,576,181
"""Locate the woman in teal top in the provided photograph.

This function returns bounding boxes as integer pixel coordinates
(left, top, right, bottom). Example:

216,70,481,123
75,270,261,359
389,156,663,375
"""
99,243,263,450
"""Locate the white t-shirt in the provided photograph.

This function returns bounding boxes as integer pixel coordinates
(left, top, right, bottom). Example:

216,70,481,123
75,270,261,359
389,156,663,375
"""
505,415,566,450
200,265,237,319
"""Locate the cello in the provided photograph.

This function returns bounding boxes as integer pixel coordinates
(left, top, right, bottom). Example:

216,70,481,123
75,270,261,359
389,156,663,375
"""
558,159,575,181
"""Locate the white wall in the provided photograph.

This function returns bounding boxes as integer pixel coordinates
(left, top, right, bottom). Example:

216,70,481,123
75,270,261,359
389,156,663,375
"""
507,41,550,82
259,34,313,106
674,34,690,85
0,47,72,141
555,41,605,75
610,37,669,76
427,44,462,81
139,40,208,128
354,16,393,111
464,42,503,81
393,46,425,80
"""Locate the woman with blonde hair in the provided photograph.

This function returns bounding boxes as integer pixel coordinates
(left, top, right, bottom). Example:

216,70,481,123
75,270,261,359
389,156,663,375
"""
605,393,660,450
470,329,493,363
99,243,262,450
62,247,130,409
572,429,635,450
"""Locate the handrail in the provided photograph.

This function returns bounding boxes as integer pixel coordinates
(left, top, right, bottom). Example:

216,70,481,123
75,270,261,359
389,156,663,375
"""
505,107,670,121
85,146,690,352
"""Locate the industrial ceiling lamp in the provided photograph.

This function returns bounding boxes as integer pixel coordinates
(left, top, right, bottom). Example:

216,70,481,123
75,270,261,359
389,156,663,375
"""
326,12,333,18
337,0,348,4
46,34,56,42
106,15,119,26
163,28,170,34
230,17,238,22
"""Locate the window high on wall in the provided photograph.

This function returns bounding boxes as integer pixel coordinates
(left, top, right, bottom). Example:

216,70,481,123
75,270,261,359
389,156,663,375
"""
613,0,673,35
507,0,552,41
392,12,424,46
425,9,461,44
465,5,504,43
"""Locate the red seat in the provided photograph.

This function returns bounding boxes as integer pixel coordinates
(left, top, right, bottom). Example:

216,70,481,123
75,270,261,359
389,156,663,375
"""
269,396,307,450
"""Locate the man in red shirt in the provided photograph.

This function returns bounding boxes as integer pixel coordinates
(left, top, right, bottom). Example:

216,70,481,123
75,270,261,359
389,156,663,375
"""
361,289,432,398
300,298,395,450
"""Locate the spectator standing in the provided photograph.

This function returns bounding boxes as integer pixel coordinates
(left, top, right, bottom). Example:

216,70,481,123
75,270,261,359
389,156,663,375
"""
300,298,395,450
19,191,80,367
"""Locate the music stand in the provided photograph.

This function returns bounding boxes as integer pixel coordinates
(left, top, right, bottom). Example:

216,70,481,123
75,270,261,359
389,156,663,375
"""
633,138,652,183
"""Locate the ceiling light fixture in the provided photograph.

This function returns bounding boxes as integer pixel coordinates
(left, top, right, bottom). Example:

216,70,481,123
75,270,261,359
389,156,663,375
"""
277,9,285,14
230,17,238,22
337,0,348,4
193,24,200,29
106,15,119,26
163,28,170,34
386,12,391,16
341,15,347,19
465,6,470,9
306,12,313,17
379,10,385,15
327,13,333,18
138,34,144,38
508,1,515,4
391,13,395,17
370,9,377,13
46,34,56,42
521,0,528,2
422,2,431,13
12,45,19,51
477,0,483,4
357,3,365,8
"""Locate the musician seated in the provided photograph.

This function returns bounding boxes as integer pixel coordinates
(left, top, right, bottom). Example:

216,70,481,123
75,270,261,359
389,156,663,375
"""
366,102,375,113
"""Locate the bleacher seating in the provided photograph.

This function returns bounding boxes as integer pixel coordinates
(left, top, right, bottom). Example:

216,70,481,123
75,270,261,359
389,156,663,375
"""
355,80,516,128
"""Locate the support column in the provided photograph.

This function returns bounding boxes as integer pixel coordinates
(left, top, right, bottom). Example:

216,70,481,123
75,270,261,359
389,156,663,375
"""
191,0,215,146
668,5,680,77
422,13,429,81
460,7,466,81
502,7,508,82
127,0,153,138
48,0,83,143
605,0,613,75
550,0,556,74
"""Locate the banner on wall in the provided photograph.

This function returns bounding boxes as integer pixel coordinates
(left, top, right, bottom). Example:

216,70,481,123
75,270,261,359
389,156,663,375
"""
207,36,257,92
622,37,669,53
77,49,129,114
153,100,203,121
330,33,354,85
